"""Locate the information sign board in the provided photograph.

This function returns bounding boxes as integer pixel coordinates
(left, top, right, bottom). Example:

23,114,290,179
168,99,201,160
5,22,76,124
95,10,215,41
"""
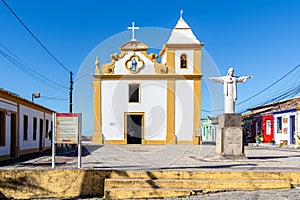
55,113,82,144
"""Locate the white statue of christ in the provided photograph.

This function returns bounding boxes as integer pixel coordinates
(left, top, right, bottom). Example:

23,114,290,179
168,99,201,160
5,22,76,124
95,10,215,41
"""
208,68,253,113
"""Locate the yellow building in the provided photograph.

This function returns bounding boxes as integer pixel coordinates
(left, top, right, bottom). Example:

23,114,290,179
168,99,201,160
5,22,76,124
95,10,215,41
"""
92,13,204,144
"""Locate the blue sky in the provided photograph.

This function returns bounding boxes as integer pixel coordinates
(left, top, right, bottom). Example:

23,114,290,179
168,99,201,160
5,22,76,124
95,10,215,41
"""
1,0,300,135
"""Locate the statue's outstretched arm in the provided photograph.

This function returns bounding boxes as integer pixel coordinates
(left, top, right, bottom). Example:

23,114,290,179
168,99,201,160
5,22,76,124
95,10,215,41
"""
208,77,224,83
237,75,253,83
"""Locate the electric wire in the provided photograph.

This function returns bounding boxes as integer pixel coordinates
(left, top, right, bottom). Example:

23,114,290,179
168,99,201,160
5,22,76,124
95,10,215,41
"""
236,63,300,106
0,47,68,91
205,64,300,115
0,43,68,90
1,0,70,73
39,96,68,101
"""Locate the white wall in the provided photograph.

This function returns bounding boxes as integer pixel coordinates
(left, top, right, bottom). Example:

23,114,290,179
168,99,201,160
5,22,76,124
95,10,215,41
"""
161,53,166,65
0,98,17,112
274,110,297,145
297,111,300,139
102,80,167,141
0,98,17,156
175,80,194,141
19,105,51,151
113,51,156,74
44,113,52,147
174,50,194,74
0,95,53,160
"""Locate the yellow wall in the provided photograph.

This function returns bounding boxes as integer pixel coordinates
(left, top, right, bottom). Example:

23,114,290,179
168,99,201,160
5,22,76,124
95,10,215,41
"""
1,170,300,199
92,79,102,144
0,170,109,199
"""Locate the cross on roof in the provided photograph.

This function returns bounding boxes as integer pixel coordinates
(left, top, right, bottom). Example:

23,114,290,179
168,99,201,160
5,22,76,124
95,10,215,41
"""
127,22,139,41
180,9,183,19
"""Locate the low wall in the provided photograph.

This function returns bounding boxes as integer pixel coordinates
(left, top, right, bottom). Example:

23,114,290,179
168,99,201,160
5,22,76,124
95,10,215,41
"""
0,170,110,199
1,170,300,199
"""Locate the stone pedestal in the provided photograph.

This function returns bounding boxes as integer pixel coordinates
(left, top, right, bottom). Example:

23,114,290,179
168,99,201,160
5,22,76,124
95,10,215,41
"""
216,113,244,157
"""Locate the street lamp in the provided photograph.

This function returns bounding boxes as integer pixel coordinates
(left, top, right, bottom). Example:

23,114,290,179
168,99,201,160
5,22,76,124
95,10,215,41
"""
32,92,40,102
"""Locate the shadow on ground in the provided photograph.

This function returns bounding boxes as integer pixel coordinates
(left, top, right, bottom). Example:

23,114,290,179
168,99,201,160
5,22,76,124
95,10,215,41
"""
0,144,103,167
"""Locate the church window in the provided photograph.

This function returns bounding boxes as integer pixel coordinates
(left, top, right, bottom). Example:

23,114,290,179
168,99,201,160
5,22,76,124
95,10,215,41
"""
0,110,5,146
180,54,187,69
129,83,140,103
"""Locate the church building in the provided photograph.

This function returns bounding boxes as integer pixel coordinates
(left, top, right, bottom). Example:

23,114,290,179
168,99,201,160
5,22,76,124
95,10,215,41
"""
92,12,204,144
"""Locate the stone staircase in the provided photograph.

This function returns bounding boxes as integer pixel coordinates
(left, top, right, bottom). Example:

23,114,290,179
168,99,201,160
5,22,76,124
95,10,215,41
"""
104,171,292,199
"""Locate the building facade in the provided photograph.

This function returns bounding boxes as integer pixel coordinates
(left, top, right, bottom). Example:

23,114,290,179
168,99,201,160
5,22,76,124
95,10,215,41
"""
243,96,300,145
92,14,204,144
273,109,297,145
0,88,54,161
201,117,217,142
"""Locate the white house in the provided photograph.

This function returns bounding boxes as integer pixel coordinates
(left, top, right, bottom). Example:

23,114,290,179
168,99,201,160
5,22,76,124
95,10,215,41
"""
92,13,204,144
0,88,54,161
273,108,297,145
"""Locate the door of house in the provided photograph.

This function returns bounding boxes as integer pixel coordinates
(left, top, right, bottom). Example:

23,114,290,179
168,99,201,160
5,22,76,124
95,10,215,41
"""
290,115,296,144
262,115,274,143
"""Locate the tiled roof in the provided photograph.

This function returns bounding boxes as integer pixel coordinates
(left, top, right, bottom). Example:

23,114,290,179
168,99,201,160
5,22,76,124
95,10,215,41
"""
0,88,55,112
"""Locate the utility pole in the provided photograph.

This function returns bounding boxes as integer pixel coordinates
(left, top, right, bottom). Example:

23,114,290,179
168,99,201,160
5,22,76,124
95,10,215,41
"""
69,71,73,113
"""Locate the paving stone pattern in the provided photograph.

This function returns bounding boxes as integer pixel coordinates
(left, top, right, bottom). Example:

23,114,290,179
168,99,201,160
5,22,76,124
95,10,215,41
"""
2,143,300,199
2,143,300,171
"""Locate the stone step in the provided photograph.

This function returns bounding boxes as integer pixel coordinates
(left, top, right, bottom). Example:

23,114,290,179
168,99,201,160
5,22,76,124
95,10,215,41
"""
105,178,291,191
104,188,195,199
108,170,300,182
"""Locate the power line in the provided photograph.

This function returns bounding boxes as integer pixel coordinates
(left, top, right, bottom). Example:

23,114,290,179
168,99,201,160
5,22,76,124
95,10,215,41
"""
0,45,68,91
235,71,300,113
1,0,70,73
236,63,300,106
40,96,68,101
0,43,68,90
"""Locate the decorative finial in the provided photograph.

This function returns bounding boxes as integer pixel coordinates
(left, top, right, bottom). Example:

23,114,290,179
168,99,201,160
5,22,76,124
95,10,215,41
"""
180,9,183,19
127,21,140,41
95,56,100,68
95,56,100,74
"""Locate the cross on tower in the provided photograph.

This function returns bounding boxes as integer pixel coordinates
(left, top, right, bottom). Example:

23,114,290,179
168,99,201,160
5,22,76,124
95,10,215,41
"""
127,22,139,41
180,9,183,19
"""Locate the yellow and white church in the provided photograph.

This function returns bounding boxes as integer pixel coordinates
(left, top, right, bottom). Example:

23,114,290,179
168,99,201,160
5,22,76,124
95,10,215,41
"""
92,12,204,144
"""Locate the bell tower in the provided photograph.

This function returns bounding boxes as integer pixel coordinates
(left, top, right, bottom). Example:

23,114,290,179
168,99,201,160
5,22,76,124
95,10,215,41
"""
160,10,204,144
160,10,204,74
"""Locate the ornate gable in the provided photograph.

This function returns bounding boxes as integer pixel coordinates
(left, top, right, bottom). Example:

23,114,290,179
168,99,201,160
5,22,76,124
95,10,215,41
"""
100,40,168,75
120,41,148,51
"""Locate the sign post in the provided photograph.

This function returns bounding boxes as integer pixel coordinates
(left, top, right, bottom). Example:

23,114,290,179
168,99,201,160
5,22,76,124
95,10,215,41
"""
52,113,82,169
52,113,56,169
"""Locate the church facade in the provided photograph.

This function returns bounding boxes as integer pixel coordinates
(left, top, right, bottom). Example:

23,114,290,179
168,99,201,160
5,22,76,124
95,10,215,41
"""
92,14,204,144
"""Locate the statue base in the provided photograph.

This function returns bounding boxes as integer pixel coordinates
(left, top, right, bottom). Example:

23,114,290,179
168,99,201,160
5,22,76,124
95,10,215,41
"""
216,113,245,157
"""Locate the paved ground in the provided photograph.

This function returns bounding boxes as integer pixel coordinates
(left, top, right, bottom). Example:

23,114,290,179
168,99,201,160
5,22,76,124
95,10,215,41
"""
2,143,300,199
1,142,300,171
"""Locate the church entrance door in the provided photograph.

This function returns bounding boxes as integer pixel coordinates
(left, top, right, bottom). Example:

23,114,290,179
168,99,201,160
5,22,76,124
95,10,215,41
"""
125,113,143,144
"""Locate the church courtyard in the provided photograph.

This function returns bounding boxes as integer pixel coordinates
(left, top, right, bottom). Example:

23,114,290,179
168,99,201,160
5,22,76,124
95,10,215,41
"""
1,143,300,171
